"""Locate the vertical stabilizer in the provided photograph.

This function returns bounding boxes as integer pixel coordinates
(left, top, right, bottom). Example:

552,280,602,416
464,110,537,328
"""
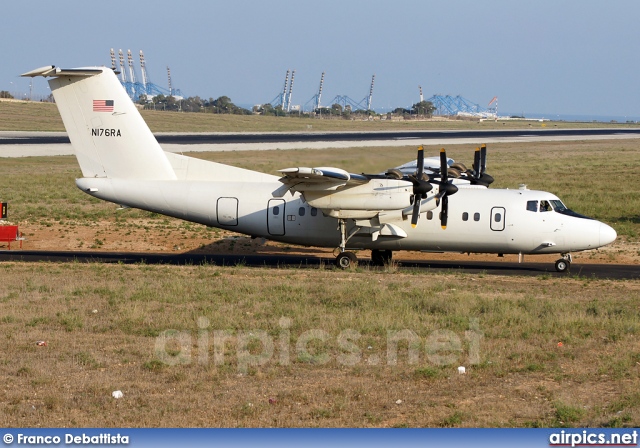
23,66,176,180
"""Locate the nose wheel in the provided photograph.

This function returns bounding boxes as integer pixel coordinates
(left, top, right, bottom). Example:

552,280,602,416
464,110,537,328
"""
554,253,572,273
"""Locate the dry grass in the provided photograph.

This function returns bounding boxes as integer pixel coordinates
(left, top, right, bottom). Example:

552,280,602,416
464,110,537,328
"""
0,263,638,427
2,99,640,132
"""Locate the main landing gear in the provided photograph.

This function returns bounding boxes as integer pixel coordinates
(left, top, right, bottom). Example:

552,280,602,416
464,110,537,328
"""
333,219,394,269
371,249,393,266
336,251,358,269
554,253,572,273
334,219,360,269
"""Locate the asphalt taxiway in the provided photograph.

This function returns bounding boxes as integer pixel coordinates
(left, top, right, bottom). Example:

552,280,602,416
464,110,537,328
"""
2,128,640,157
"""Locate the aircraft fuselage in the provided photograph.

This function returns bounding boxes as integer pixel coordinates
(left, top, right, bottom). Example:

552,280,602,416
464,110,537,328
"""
76,177,614,256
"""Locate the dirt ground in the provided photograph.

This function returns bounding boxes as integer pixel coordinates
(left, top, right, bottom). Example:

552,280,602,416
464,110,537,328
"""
3,218,638,267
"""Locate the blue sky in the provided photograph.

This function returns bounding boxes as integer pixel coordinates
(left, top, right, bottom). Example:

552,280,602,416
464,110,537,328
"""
2,0,639,117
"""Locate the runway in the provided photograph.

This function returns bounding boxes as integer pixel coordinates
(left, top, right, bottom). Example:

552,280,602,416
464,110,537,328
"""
0,250,637,279
2,128,640,157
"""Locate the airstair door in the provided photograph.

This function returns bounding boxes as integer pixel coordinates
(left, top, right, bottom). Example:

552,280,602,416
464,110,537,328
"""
267,199,285,236
217,197,238,226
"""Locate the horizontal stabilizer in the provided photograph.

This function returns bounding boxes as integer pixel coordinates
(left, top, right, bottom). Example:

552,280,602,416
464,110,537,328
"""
21,66,104,78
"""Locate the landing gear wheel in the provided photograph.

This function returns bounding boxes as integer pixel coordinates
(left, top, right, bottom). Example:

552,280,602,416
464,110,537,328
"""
336,252,358,269
555,259,570,273
371,249,393,266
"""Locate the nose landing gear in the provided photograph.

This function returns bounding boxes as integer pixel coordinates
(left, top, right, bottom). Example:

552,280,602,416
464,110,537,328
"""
554,253,572,273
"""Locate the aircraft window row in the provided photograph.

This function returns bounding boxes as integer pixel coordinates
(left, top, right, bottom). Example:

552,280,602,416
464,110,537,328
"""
460,212,482,222
298,207,318,217
274,206,320,217
426,211,481,222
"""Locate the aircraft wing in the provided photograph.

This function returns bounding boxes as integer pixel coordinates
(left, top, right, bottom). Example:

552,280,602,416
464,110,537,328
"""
278,166,369,192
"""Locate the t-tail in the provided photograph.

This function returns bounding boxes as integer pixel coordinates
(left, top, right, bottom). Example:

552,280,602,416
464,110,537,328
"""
21,66,176,180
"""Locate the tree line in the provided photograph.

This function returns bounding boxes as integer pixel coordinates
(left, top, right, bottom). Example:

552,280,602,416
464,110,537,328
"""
1,87,436,119
139,93,436,119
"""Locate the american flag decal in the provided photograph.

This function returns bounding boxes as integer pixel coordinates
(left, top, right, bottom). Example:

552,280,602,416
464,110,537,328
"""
93,100,114,112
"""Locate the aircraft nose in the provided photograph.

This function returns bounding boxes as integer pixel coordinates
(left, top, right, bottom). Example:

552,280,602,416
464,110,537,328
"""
599,223,617,246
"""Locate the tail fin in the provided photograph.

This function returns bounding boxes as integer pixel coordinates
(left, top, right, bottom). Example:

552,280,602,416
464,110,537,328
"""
22,66,176,180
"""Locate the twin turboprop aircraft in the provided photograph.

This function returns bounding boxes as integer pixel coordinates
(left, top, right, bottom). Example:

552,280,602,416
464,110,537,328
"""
22,65,617,272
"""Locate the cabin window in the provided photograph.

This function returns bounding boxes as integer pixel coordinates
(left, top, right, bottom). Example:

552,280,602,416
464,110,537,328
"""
495,213,502,223
527,200,538,212
462,212,469,221
299,207,305,216
273,206,280,216
310,207,318,217
427,211,433,220
540,200,552,212
474,212,480,222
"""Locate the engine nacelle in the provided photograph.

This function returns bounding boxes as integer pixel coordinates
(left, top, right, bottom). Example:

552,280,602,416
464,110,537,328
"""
304,179,412,211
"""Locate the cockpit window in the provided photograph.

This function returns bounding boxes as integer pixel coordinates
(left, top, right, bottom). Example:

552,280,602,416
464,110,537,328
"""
526,200,538,212
540,200,552,212
550,200,567,212
552,201,594,219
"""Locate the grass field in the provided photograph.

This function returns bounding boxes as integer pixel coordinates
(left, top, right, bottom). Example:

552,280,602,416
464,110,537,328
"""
1,263,639,427
0,110,639,427
2,99,640,133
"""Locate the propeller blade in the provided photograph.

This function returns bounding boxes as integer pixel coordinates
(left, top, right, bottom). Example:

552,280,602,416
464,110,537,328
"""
440,195,448,229
439,148,447,180
411,196,421,228
473,147,481,176
416,145,424,177
480,144,487,176
408,146,433,207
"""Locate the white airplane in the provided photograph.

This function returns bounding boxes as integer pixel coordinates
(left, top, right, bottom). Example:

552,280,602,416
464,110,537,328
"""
22,65,617,272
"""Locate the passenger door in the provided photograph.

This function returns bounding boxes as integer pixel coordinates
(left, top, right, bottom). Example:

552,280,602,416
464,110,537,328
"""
267,199,285,236
490,206,506,231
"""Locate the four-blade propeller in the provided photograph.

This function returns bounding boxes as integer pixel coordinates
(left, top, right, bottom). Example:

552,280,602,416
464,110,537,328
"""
388,144,492,229
434,148,458,229
407,146,433,228
469,144,494,186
